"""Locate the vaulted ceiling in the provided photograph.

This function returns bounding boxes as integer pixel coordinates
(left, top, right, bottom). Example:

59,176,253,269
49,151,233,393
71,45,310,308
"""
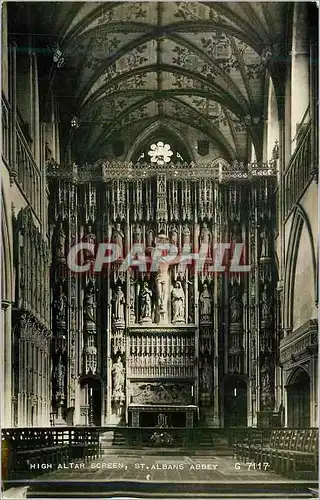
11,2,292,163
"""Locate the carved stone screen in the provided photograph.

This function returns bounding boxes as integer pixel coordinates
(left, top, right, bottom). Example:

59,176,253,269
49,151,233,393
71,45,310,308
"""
47,159,278,428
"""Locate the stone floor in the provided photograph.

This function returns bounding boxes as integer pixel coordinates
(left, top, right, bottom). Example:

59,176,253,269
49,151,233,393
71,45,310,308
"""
33,454,286,482
4,454,318,498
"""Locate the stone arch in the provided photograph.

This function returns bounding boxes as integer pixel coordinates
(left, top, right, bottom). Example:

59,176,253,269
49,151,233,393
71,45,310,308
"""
284,205,317,332
286,365,310,385
285,366,310,428
1,189,13,303
1,188,13,427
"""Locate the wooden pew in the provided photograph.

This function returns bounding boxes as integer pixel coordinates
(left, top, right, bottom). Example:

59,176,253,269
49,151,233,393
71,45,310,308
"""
234,430,271,463
236,428,318,480
268,429,294,470
2,427,101,483
286,429,318,479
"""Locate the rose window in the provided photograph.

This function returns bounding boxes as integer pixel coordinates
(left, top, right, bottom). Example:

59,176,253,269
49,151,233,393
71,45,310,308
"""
148,141,173,165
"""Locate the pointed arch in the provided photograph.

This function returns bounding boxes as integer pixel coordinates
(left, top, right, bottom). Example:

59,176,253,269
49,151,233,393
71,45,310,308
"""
1,188,13,303
284,204,317,331
125,120,195,163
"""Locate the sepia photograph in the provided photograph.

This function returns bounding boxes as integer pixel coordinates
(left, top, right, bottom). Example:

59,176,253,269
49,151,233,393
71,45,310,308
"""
0,1,318,498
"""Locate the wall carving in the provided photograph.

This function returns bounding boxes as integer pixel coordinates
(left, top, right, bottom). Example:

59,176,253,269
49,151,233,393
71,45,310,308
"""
130,382,193,405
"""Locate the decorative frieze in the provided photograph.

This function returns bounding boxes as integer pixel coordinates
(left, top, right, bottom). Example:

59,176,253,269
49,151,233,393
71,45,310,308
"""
46,159,277,183
280,320,318,365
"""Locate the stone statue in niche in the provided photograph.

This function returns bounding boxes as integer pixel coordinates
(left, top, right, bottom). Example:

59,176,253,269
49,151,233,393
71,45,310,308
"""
112,357,125,405
199,283,212,323
112,223,124,259
83,280,96,327
85,225,96,246
187,277,194,323
169,226,178,246
260,228,270,258
171,280,185,323
133,224,143,244
54,284,67,323
182,225,191,246
199,222,211,247
156,266,169,316
201,359,212,392
261,283,273,327
229,282,242,324
146,229,154,248
84,226,96,262
129,277,137,322
112,285,125,323
45,141,52,162
112,356,125,392
56,223,66,261
139,281,153,322
260,361,273,408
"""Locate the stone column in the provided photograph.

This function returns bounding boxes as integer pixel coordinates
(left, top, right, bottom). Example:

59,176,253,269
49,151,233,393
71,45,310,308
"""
193,223,199,411
1,300,12,427
9,42,18,182
31,53,40,167
1,3,9,96
291,3,310,148
310,356,318,427
106,270,112,423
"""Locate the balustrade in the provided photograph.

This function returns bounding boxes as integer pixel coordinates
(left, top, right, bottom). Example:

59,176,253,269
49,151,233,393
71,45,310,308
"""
284,121,313,217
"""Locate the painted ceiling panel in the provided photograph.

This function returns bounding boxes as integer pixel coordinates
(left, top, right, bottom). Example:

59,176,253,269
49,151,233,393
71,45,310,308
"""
168,2,235,28
18,1,290,162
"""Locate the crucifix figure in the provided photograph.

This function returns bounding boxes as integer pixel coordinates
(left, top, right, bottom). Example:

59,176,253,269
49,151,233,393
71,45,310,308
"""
156,265,169,317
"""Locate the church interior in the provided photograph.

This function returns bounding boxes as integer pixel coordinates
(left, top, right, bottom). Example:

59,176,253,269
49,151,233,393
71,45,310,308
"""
1,1,318,496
